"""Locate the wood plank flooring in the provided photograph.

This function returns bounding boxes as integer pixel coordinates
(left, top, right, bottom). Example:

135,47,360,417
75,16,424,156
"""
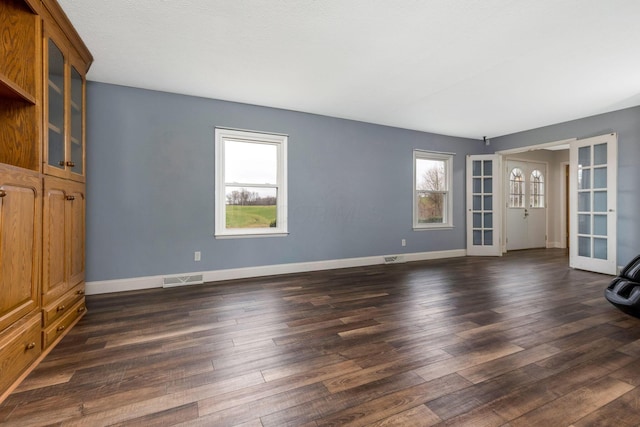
3,248,640,426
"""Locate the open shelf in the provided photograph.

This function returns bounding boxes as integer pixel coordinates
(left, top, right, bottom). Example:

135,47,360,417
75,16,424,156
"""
0,72,36,104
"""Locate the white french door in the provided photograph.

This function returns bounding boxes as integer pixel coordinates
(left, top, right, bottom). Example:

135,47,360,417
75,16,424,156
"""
466,155,501,256
569,133,617,275
505,160,547,251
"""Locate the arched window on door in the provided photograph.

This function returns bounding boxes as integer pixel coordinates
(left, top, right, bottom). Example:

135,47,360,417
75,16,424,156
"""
530,169,545,208
509,167,524,207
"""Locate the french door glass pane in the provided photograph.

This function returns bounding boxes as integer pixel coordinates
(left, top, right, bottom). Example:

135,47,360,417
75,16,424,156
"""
484,231,493,245
484,213,493,228
578,214,590,234
473,160,481,176
593,168,607,188
578,146,591,167
473,213,481,228
594,191,607,212
578,236,591,257
473,196,481,210
578,169,591,189
484,195,492,210
473,230,482,245
593,215,607,236
594,143,607,165
578,193,590,212
484,178,492,193
483,160,492,176
594,238,607,259
473,178,481,193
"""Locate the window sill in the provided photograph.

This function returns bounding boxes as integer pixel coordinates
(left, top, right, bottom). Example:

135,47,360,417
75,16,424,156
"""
215,232,289,239
413,225,455,231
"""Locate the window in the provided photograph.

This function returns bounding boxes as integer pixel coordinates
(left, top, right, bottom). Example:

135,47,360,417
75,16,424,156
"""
509,167,524,208
215,128,287,237
530,169,545,208
413,150,453,229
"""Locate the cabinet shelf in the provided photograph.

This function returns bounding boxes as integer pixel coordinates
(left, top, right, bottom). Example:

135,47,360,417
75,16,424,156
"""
48,123,62,134
0,72,36,104
48,79,63,95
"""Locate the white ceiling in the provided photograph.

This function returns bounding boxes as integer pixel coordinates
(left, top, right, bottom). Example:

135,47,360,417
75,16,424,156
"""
59,0,640,139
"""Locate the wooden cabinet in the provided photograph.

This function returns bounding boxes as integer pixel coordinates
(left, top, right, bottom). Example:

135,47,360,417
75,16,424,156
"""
43,23,88,182
0,166,41,333
42,177,85,348
0,0,92,402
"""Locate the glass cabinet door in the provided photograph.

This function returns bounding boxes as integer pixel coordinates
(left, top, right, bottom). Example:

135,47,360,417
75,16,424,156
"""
69,66,83,176
47,38,65,170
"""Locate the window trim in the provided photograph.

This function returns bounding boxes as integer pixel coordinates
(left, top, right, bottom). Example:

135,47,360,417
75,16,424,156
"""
214,127,288,238
413,150,454,230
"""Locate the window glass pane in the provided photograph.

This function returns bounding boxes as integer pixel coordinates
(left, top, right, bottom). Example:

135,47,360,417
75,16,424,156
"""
484,178,492,194
578,146,591,167
594,238,607,260
484,230,493,246
578,192,590,212
578,236,591,257
578,168,590,190
473,230,482,246
593,214,607,236
473,213,482,228
593,191,607,212
578,214,590,235
593,167,606,189
484,195,492,210
416,159,446,191
484,213,493,228
594,143,607,166
509,168,524,208
225,140,277,184
473,196,481,211
473,160,481,177
483,160,492,176
417,193,444,224
225,186,277,229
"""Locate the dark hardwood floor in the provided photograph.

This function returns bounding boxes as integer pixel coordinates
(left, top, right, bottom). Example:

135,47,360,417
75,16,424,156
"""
2,249,640,426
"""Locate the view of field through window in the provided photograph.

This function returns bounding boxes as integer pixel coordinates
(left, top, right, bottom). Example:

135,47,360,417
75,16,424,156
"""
224,140,278,228
416,158,446,223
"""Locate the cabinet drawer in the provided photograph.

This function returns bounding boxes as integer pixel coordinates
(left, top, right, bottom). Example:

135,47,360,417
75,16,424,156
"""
43,298,85,349
0,314,42,394
42,282,85,327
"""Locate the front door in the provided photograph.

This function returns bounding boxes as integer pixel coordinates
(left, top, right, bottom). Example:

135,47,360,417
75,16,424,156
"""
569,133,617,275
506,160,547,251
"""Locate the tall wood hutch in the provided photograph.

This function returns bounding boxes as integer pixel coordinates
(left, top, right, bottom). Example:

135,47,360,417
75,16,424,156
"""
0,0,92,401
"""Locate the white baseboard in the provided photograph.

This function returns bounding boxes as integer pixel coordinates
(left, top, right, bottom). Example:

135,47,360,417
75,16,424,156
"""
85,249,466,295
547,241,565,249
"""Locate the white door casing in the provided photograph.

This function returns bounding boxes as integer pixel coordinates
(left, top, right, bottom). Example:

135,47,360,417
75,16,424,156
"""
467,155,502,256
569,133,617,275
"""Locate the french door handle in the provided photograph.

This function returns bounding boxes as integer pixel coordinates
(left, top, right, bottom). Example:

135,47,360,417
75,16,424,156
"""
609,209,615,212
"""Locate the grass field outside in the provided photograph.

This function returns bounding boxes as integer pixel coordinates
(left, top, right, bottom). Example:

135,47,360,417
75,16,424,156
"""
226,205,276,228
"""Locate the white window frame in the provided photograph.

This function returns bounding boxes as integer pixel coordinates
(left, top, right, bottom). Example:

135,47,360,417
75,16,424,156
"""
413,150,454,230
215,127,288,238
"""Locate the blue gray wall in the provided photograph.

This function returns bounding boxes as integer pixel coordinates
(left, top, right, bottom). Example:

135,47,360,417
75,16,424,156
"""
86,82,482,282
490,106,640,266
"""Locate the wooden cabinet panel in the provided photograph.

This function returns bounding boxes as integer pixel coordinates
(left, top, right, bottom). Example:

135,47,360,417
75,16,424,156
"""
0,166,41,333
43,298,84,348
0,314,41,395
42,176,84,306
42,282,84,328
68,186,85,288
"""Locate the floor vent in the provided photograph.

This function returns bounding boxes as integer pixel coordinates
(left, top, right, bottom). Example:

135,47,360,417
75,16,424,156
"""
162,274,204,288
384,255,405,264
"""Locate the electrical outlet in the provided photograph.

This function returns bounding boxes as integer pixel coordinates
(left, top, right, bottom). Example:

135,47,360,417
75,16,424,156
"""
401,239,406,247
194,251,201,261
